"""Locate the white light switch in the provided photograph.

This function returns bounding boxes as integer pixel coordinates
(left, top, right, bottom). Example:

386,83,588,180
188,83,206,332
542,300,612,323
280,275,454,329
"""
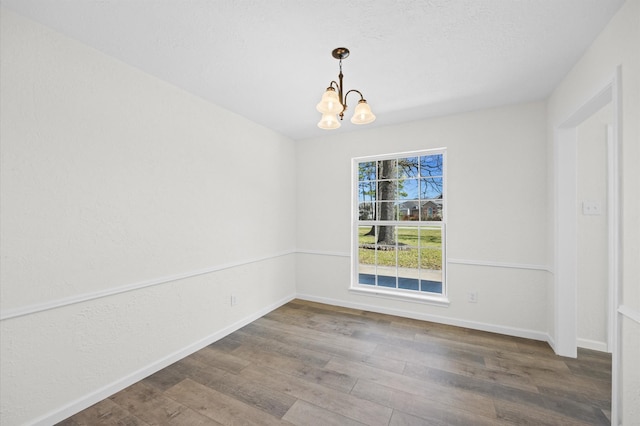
582,201,602,216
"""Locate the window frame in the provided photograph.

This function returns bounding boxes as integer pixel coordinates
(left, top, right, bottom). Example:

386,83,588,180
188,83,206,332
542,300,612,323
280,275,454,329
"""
350,148,449,306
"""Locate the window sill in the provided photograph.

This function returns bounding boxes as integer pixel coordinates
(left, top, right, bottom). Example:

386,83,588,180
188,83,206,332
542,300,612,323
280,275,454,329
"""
349,285,450,307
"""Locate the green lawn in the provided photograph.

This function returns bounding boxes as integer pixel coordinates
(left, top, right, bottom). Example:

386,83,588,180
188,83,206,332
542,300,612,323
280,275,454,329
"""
358,226,442,270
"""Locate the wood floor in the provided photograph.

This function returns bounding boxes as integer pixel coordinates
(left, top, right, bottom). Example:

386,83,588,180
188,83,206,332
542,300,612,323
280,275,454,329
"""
58,299,612,425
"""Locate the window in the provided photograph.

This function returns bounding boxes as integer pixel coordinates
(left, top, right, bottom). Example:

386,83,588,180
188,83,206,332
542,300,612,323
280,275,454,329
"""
352,149,447,303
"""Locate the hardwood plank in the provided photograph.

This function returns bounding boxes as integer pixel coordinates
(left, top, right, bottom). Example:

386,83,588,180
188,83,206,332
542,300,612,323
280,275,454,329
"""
143,361,193,392
263,309,369,337
371,339,486,370
143,355,224,392
327,358,497,418
249,318,406,373
231,341,358,393
232,328,333,368
412,327,521,357
389,409,438,426
282,400,366,426
189,345,251,374
494,398,608,425
536,384,611,412
56,398,149,426
164,378,289,425
240,364,393,426
403,360,539,393
109,382,221,425
426,368,606,424
351,379,504,426
253,316,379,357
483,350,573,374
175,356,297,419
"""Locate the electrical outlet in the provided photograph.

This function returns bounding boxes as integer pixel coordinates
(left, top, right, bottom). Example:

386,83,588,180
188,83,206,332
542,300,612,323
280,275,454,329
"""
582,201,602,216
230,294,237,306
468,292,478,303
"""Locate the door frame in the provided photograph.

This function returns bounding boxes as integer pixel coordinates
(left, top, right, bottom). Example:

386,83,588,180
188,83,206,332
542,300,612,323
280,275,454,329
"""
553,66,621,423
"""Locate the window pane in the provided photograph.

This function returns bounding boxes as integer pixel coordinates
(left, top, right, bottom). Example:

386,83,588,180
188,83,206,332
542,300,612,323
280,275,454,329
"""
398,201,419,221
398,156,419,178
398,178,419,200
358,161,376,181
420,177,443,199
358,225,377,245
420,154,443,177
358,225,376,287
397,226,419,248
359,202,375,220
376,224,397,246
376,273,397,289
377,201,398,221
419,228,442,272
420,200,443,221
420,278,443,293
378,179,397,203
358,182,376,203
377,159,397,179
419,227,442,247
419,247,442,270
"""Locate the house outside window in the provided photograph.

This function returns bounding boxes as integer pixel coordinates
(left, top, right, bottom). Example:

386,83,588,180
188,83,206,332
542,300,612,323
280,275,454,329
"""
352,149,447,303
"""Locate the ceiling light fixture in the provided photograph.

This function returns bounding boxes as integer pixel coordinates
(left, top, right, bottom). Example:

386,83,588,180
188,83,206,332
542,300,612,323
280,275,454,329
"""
316,47,376,129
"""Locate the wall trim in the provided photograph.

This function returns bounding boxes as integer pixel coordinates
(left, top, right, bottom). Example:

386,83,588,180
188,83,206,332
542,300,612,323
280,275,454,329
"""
448,258,551,272
619,305,640,324
577,338,608,352
0,250,296,321
30,293,296,426
296,249,350,257
296,293,549,343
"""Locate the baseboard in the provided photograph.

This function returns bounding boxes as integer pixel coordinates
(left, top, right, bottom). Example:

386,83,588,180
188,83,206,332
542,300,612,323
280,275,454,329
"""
547,333,557,353
619,304,640,324
577,338,608,352
296,293,549,343
30,293,296,426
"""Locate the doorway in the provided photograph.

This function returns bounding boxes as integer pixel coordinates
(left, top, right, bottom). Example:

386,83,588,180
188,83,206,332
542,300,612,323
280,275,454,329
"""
576,105,612,352
554,68,621,424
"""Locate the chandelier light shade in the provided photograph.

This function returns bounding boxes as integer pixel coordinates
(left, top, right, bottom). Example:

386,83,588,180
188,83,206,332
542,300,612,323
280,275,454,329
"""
316,88,343,115
318,113,341,129
351,99,376,124
317,47,376,130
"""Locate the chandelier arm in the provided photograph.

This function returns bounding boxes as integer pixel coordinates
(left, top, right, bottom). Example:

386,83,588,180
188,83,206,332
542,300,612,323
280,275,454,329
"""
328,81,340,92
344,89,365,104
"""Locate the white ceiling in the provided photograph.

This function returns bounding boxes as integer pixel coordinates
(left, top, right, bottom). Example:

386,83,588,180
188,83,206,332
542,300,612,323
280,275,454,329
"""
1,0,625,141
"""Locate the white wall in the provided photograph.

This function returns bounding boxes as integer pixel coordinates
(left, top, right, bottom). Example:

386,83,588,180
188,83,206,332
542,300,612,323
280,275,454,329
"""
296,102,549,338
547,0,640,422
577,104,611,351
0,9,296,425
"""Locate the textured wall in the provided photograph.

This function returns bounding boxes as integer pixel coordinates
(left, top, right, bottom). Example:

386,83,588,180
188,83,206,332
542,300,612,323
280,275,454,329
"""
0,9,296,425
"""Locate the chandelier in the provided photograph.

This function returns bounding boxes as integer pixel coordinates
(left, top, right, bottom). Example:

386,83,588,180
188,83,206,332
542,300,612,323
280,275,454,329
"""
316,47,376,129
